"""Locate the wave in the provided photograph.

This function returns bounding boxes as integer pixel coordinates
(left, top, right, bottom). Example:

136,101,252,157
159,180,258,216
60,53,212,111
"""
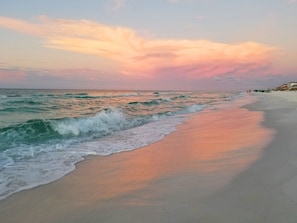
51,108,129,136
0,107,44,113
65,92,88,96
0,119,59,151
128,98,171,106
0,95,8,99
6,100,43,105
0,102,205,152
64,93,101,99
0,107,152,151
127,94,191,107
0,108,126,150
7,94,22,98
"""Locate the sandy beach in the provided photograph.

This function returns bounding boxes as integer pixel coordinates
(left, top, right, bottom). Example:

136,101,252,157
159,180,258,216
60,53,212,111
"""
1,92,297,223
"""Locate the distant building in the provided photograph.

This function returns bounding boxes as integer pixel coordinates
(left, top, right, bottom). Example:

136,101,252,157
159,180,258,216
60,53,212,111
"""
288,82,297,90
275,82,297,91
275,83,289,91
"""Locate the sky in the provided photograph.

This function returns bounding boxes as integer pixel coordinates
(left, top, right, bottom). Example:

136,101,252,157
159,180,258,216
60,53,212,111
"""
0,0,296,91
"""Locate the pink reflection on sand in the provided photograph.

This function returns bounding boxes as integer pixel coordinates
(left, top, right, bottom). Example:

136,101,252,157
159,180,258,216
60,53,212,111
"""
59,105,273,204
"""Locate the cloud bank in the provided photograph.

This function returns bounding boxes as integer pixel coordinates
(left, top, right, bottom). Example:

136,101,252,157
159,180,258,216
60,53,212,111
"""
0,15,278,82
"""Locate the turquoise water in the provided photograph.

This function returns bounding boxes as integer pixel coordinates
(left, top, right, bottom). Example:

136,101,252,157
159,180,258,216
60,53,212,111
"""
0,89,237,199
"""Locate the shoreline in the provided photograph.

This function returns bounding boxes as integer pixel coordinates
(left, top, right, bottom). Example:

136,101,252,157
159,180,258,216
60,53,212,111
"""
1,92,297,222
198,92,297,222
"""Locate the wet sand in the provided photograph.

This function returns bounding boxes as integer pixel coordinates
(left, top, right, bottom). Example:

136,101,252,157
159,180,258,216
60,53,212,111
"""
1,92,297,223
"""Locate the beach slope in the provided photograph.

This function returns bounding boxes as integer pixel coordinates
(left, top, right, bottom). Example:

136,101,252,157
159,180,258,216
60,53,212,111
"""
199,91,297,222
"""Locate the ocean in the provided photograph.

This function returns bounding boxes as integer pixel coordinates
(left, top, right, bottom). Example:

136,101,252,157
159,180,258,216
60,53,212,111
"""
0,89,238,200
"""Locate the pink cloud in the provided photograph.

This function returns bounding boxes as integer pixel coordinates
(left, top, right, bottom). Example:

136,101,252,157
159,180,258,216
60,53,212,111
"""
0,16,279,81
0,69,26,81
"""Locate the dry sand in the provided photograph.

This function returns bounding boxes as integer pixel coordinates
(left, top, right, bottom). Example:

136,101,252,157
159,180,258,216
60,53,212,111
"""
199,91,297,222
0,92,297,223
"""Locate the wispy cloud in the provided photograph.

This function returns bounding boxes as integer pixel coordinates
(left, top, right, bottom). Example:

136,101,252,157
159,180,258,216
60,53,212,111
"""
0,15,279,80
107,0,127,10
195,15,205,20
0,69,26,81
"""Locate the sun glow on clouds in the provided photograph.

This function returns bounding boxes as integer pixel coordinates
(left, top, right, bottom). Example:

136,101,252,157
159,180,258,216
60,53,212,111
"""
0,16,278,80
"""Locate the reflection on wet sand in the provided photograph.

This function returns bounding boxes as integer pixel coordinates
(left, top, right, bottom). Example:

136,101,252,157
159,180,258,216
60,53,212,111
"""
60,106,272,202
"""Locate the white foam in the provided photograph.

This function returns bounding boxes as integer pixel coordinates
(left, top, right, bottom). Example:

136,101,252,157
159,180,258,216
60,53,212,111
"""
51,108,127,136
186,104,205,113
0,115,185,200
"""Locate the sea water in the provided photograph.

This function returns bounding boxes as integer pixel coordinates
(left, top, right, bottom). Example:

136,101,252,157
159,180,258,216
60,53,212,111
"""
0,89,238,200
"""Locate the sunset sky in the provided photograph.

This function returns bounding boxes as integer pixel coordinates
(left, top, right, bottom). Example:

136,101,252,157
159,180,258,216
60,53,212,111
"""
0,0,296,91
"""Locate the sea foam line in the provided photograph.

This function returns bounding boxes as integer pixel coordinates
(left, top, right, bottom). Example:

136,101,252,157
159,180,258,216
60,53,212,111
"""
0,115,186,200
